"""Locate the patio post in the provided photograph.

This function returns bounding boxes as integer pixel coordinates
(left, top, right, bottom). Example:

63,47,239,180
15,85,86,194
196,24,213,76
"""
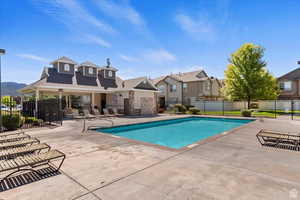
58,89,63,125
91,92,95,109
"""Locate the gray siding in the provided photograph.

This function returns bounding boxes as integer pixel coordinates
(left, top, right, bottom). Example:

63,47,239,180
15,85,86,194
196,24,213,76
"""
57,62,75,74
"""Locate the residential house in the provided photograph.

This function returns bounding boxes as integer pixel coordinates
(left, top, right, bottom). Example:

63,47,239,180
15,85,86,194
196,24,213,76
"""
277,67,300,100
151,70,222,108
20,56,158,115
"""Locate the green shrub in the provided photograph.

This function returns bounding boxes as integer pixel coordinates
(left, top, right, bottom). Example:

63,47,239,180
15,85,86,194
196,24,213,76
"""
241,110,252,117
189,108,200,114
174,104,187,113
24,117,42,125
2,114,22,130
185,105,194,110
250,103,259,109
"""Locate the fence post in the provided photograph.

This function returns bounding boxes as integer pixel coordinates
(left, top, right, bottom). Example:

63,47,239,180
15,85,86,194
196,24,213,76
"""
291,100,294,120
203,100,206,115
274,100,277,119
222,100,225,116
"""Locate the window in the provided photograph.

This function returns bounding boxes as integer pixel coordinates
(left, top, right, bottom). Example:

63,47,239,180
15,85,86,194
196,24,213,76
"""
108,70,113,77
205,82,211,91
158,85,165,92
64,64,70,71
88,67,93,74
170,84,177,92
183,83,187,89
280,81,292,91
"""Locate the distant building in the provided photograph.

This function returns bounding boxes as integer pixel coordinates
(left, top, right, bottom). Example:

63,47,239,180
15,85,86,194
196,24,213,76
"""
278,67,300,100
151,70,222,108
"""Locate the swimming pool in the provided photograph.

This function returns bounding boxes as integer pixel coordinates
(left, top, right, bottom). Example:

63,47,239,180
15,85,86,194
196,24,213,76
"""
96,117,253,149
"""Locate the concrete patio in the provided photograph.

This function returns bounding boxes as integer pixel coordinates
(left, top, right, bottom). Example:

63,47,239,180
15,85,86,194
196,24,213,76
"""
1,115,300,200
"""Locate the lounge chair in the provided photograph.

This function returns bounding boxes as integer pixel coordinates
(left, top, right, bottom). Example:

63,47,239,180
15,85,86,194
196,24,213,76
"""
0,143,50,160
0,131,25,138
103,108,115,117
0,134,30,143
112,108,123,117
0,150,65,183
83,109,96,119
256,129,300,148
0,138,40,150
72,109,85,119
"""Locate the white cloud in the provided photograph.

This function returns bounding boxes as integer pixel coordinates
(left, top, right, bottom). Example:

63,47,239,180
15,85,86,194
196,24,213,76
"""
92,0,145,27
143,49,176,63
33,0,116,33
85,35,111,48
175,13,216,41
119,54,139,62
16,54,49,62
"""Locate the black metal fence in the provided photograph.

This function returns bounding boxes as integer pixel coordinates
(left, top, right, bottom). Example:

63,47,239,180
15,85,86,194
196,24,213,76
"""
1,96,63,131
22,98,63,125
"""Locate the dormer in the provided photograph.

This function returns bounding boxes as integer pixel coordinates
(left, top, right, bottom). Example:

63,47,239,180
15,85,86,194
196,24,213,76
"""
50,56,77,75
98,58,118,80
77,61,98,77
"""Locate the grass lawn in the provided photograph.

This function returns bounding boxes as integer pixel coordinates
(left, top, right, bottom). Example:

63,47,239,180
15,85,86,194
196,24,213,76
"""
198,110,276,118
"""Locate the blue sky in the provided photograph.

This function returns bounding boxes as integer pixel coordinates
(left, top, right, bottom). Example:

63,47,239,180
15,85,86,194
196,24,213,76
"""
1,0,300,84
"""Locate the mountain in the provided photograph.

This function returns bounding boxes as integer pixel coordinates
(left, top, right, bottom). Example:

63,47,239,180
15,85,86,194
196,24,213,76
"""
1,82,27,96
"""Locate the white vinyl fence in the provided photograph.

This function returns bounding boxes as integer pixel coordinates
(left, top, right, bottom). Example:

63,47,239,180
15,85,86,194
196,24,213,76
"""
190,97,300,112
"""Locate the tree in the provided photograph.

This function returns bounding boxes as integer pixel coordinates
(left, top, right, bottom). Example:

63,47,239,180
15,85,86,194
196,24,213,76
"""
223,43,279,108
2,96,16,108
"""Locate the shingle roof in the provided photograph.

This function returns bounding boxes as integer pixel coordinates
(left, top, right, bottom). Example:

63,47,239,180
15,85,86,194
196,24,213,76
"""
50,56,77,65
122,77,147,89
78,61,98,68
76,72,98,86
46,68,73,84
151,70,208,85
278,67,300,80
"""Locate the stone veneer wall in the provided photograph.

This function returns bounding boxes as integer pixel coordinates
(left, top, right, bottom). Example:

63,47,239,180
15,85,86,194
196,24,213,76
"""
128,90,135,115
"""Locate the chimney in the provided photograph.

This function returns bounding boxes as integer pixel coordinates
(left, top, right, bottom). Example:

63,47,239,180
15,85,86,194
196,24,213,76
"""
106,58,111,68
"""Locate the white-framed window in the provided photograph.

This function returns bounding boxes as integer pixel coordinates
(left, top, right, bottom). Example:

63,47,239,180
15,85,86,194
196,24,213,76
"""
108,70,113,77
205,82,211,91
64,64,70,71
88,67,93,74
183,83,187,89
170,84,177,92
158,85,165,92
280,81,292,91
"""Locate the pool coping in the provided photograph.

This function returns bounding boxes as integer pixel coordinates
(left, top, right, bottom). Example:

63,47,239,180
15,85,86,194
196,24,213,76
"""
90,115,257,152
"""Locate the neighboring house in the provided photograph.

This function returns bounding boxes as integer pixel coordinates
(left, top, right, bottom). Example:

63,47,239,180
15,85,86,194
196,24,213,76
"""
151,70,222,108
277,67,300,100
19,56,158,115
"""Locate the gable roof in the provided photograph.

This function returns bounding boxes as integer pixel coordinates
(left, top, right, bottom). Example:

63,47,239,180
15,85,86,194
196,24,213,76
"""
278,67,300,81
152,70,208,85
50,56,77,65
78,61,98,68
122,77,147,89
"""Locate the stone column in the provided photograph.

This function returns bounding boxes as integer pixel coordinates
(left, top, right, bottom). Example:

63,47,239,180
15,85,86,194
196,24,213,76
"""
128,90,135,115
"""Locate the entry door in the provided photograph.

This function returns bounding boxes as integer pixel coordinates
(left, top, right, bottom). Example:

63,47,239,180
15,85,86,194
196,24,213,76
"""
159,97,165,108
124,98,130,115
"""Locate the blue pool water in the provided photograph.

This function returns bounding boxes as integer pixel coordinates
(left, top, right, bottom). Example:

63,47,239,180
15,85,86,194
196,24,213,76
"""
96,117,253,149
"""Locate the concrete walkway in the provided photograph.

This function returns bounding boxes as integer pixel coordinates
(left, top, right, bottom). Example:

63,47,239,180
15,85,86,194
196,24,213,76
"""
1,115,300,200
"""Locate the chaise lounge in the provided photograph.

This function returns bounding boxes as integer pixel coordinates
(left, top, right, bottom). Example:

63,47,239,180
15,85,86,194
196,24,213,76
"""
0,138,40,150
0,134,30,143
0,143,50,160
0,150,65,183
256,129,300,149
